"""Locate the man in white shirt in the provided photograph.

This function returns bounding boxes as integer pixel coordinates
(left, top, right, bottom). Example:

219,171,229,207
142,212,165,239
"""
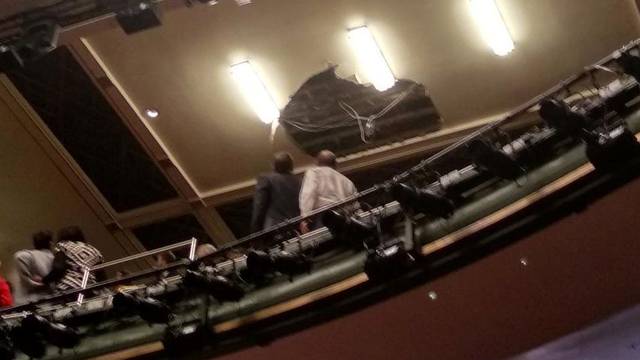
14,231,54,303
299,150,358,233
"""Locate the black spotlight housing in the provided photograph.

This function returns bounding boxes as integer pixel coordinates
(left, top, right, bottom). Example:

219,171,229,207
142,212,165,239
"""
583,126,640,170
468,138,525,181
617,52,640,82
10,319,46,359
0,325,14,360
539,98,588,136
272,250,312,276
10,19,60,66
44,321,81,349
163,320,216,357
115,1,162,34
389,183,455,219
112,292,172,324
364,239,415,281
183,270,245,302
322,210,376,247
18,314,80,350
244,250,311,282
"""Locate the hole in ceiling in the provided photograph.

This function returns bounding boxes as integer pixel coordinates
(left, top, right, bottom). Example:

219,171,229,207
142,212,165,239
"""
279,66,442,157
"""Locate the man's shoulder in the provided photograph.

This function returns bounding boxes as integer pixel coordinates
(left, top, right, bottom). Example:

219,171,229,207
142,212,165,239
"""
264,172,300,183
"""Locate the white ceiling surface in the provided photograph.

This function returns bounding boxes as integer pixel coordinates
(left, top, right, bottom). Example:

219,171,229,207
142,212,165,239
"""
74,0,640,195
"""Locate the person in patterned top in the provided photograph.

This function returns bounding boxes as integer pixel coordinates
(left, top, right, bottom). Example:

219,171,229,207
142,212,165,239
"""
47,226,104,292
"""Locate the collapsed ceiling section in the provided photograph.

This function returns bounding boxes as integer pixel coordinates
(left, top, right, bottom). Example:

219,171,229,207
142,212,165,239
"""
280,67,442,157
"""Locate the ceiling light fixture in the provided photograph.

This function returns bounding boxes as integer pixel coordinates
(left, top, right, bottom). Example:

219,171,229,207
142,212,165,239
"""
347,26,396,91
230,61,280,124
468,0,514,56
145,108,159,119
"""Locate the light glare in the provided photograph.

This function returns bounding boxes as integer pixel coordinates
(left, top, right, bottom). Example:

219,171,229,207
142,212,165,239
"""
469,0,514,56
145,108,159,119
347,26,395,91
230,61,280,124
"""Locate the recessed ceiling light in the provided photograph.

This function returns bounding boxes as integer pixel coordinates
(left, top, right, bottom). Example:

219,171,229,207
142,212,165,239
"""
468,0,514,56
427,291,438,301
347,26,395,91
145,108,159,119
230,61,280,124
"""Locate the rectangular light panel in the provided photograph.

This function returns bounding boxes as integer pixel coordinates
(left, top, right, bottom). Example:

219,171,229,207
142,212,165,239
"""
230,61,280,124
469,0,514,56
347,26,396,91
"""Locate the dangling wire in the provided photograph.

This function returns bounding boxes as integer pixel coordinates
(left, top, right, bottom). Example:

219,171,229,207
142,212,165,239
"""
338,84,418,143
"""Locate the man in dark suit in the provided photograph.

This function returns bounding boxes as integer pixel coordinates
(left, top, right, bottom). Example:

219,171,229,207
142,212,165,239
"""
251,152,302,233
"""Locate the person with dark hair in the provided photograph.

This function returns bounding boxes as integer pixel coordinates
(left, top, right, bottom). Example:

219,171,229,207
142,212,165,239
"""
46,226,104,292
13,231,54,302
299,150,359,233
0,261,13,308
250,152,302,233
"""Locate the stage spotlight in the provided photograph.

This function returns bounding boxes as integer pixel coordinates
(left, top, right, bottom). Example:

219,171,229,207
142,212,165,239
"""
364,240,415,281
183,270,245,302
389,183,455,219
10,19,60,66
539,98,588,136
112,292,172,324
272,250,312,277
163,320,216,356
539,98,640,169
44,321,81,349
115,1,162,34
10,322,46,359
322,210,376,247
617,52,640,82
0,325,14,360
0,46,21,73
468,138,524,180
244,250,311,281
583,125,640,170
18,314,80,350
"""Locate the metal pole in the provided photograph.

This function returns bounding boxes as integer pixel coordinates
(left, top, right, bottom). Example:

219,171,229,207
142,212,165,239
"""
76,267,90,305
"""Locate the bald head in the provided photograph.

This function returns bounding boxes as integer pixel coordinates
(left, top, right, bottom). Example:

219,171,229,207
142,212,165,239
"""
273,152,294,174
316,150,337,169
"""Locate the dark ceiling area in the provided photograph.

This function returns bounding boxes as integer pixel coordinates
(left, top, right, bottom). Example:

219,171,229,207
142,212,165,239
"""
6,46,177,212
132,213,212,251
280,67,442,157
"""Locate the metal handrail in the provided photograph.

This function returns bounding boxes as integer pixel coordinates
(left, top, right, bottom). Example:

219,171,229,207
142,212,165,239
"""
214,38,640,253
91,238,197,271
76,238,197,304
1,39,638,315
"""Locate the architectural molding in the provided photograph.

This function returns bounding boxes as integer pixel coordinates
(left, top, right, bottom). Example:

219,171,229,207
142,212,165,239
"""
0,75,148,261
67,39,237,245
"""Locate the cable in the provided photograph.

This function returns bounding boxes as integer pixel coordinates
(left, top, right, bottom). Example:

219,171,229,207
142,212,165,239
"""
338,83,418,143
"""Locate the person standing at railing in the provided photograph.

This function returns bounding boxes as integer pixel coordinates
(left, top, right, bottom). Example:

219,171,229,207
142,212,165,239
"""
44,226,104,292
13,231,54,302
251,152,302,233
299,150,359,233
